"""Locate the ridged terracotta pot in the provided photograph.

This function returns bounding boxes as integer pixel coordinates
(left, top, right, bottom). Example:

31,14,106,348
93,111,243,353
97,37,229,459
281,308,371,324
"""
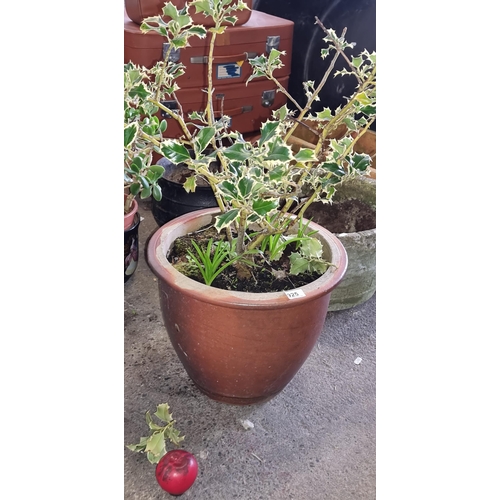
146,207,348,405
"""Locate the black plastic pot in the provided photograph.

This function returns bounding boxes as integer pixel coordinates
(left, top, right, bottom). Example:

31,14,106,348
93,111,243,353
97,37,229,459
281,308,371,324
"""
125,213,141,283
151,157,218,227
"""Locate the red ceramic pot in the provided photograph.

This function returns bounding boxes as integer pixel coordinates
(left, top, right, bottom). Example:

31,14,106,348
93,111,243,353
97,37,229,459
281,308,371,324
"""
146,208,348,405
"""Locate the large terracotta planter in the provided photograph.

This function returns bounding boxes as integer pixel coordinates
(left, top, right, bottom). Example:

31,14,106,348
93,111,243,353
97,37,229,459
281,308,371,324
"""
146,207,348,405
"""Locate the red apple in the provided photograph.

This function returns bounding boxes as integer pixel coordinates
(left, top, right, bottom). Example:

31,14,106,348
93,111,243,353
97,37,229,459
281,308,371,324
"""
155,449,198,495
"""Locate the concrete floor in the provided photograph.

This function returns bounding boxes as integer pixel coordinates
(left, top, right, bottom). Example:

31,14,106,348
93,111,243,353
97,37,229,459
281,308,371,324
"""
124,198,376,499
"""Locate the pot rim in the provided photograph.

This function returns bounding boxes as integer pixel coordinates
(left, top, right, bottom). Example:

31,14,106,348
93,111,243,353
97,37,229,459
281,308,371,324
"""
124,197,139,231
146,208,348,309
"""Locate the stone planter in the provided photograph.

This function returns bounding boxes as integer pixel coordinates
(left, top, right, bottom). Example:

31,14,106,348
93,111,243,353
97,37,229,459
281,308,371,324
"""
289,121,376,311
304,176,376,311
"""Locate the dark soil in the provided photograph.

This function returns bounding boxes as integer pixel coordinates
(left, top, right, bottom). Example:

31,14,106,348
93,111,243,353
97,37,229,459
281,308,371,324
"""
166,200,375,293
304,200,376,233
167,225,323,293
162,159,220,187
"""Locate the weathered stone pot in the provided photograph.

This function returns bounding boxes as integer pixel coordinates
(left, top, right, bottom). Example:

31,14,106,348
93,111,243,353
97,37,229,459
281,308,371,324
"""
146,207,348,405
289,121,376,311
304,176,376,311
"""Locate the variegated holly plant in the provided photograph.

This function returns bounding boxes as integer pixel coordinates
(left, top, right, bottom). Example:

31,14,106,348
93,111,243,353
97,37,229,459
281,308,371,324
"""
124,0,376,276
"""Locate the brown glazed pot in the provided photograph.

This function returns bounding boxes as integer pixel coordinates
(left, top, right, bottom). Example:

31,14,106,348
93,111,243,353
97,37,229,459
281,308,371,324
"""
146,207,348,405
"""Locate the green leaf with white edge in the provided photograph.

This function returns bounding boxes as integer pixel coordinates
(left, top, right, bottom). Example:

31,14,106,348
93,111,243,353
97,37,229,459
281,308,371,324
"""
161,2,183,20
294,148,317,162
320,48,330,59
126,68,142,85
165,427,184,445
259,121,280,146
224,16,237,24
145,411,154,428
351,56,363,68
248,53,266,67
273,105,288,121
126,436,149,452
183,175,197,193
300,237,323,259
246,70,267,84
215,209,240,231
342,117,357,130
145,432,166,459
224,142,252,161
238,177,254,197
322,162,345,177
188,110,206,121
268,165,286,181
268,48,283,65
160,141,191,163
170,37,190,49
129,83,149,100
361,105,376,116
289,253,310,275
145,411,164,431
219,180,238,199
191,0,210,14
315,108,334,120
124,123,138,147
266,140,293,162
351,153,371,172
252,199,278,216
195,126,216,153
176,14,192,28
209,26,227,35
355,92,372,105
154,403,174,423
311,259,329,275
186,26,207,38
159,120,167,133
